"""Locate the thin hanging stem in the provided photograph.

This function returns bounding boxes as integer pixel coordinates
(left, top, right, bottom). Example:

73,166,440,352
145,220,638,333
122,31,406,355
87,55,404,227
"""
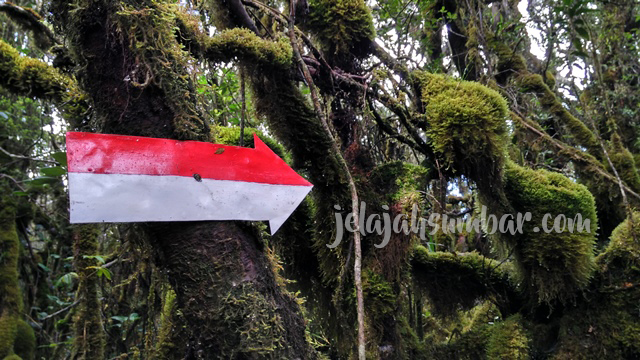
287,3,365,358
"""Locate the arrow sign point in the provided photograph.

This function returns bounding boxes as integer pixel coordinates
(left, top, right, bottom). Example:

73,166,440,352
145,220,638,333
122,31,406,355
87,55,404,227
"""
268,184,313,235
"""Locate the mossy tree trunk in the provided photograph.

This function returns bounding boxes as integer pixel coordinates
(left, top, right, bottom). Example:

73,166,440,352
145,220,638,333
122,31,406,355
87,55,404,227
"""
48,0,317,357
0,199,22,359
71,225,105,360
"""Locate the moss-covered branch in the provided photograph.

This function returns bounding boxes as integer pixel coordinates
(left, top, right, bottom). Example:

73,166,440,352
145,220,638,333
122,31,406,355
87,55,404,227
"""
517,73,600,155
411,246,520,317
175,11,292,68
513,112,640,202
0,2,57,50
0,40,87,124
492,42,600,157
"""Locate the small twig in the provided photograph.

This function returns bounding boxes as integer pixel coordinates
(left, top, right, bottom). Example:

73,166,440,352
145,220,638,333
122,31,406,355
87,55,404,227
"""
0,173,26,192
0,146,58,164
41,300,80,321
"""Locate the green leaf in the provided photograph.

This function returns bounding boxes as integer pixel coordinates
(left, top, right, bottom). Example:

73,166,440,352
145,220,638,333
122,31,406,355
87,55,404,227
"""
111,315,127,323
12,191,28,197
40,167,66,177
55,272,78,287
97,267,112,280
25,176,59,186
575,27,590,40
38,263,51,272
51,152,67,166
83,254,106,264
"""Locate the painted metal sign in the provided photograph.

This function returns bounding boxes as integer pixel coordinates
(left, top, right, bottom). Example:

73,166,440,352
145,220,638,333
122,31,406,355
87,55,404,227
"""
66,132,313,234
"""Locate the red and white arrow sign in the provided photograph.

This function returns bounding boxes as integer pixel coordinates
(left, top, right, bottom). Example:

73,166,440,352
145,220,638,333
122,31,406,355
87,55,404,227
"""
66,132,313,234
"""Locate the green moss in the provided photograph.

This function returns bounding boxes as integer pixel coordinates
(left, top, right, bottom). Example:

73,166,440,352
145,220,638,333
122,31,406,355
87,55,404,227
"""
411,246,518,316
0,200,21,359
153,289,179,359
363,270,395,320
0,40,87,125
486,315,529,360
428,324,491,360
13,320,34,360
212,125,291,163
552,213,640,359
174,10,293,69
499,161,597,304
517,74,599,155
113,4,208,140
369,161,429,203
544,70,556,89
305,0,375,63
609,133,640,192
413,71,509,200
492,42,527,77
177,17,293,70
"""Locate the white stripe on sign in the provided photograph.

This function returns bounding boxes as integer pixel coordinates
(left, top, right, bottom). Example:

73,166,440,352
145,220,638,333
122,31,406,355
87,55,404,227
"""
69,172,312,235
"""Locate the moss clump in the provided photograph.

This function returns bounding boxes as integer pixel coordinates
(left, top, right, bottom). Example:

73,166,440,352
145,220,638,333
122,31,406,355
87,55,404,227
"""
552,214,640,359
500,161,597,304
369,161,429,203
492,42,527,82
413,71,509,200
0,200,21,359
486,315,530,360
13,320,35,360
363,269,395,321
411,246,518,316
305,0,375,64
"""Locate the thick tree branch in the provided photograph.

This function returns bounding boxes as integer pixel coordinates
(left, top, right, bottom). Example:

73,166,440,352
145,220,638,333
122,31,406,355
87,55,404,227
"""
0,2,58,50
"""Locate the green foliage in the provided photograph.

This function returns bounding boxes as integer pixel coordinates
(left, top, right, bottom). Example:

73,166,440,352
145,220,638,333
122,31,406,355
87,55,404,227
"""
71,224,105,360
500,161,597,304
